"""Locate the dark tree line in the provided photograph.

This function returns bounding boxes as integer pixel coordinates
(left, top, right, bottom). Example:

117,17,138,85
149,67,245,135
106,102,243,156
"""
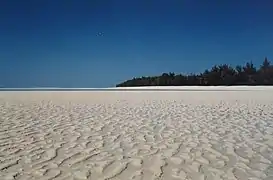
116,57,273,87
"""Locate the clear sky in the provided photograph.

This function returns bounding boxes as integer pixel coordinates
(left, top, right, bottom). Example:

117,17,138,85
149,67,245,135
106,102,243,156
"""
1,0,273,88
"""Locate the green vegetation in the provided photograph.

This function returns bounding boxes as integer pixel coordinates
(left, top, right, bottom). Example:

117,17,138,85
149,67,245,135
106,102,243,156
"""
116,57,273,87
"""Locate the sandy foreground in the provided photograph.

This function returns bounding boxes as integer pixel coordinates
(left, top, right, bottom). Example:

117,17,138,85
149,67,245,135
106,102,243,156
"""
0,90,273,180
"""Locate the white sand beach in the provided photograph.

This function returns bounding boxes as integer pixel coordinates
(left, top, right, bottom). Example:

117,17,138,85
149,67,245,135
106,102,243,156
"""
0,87,273,180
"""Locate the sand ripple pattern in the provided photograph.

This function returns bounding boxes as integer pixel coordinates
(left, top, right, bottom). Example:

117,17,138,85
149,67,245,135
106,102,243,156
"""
0,91,273,180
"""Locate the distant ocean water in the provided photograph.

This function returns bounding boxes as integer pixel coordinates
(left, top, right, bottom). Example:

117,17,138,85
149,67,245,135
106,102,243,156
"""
0,88,252,92
0,88,108,91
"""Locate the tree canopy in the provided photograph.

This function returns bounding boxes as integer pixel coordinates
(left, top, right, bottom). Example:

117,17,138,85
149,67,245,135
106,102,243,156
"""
116,57,273,87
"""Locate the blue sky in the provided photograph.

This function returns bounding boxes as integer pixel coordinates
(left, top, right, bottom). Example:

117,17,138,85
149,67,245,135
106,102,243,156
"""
0,0,273,88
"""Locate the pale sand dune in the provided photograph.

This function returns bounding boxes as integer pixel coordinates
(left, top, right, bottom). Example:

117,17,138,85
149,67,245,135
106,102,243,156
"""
0,90,273,180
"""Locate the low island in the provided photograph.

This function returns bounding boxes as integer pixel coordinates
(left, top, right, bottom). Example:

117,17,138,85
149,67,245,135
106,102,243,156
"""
116,57,273,87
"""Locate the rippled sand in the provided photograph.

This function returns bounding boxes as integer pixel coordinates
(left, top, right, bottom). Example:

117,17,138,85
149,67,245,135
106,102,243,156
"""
0,90,273,180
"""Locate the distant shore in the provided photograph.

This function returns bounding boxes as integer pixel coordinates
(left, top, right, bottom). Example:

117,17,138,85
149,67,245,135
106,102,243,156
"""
1,86,273,91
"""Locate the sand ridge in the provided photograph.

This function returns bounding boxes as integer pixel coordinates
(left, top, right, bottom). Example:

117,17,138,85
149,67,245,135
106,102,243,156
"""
0,91,273,180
